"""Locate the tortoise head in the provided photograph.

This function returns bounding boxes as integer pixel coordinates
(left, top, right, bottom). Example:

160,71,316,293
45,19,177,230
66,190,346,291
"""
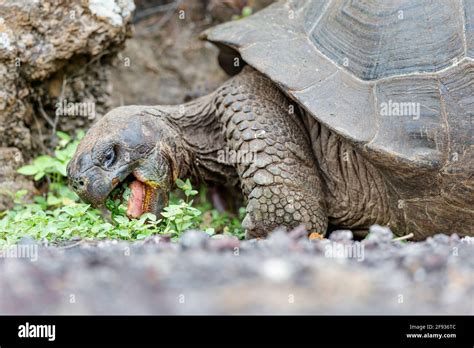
67,106,178,218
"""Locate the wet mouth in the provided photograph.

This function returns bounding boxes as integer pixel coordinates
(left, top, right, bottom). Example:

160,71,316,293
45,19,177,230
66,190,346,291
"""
108,172,161,219
126,179,158,218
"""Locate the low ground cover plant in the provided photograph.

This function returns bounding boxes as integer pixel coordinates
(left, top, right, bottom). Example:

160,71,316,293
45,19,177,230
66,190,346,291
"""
0,132,244,247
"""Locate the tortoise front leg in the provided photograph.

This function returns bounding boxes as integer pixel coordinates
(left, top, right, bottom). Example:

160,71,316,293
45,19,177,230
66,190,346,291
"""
217,69,328,238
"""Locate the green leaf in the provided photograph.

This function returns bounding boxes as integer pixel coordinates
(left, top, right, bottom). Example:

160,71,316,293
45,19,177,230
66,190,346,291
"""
114,215,130,225
46,195,62,206
181,222,193,230
54,162,68,177
205,228,215,236
117,229,129,237
56,131,71,142
34,172,45,181
242,6,253,17
175,178,186,189
17,165,39,176
185,189,198,197
14,189,28,201
34,155,55,168
141,213,157,222
34,195,47,205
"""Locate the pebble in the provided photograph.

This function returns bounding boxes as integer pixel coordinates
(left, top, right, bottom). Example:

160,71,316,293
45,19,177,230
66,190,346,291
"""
267,229,292,249
18,237,37,246
260,258,293,282
329,230,353,242
208,235,240,251
367,225,393,242
431,234,450,245
179,230,209,250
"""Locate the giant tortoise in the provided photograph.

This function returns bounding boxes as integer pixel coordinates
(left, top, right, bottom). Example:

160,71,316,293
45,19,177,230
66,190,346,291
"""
68,0,473,239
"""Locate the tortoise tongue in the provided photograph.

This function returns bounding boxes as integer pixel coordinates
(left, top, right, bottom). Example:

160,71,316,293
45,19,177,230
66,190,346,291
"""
127,180,145,218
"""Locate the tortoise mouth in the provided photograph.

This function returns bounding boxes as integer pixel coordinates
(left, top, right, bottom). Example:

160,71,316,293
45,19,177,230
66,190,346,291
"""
126,178,158,218
108,172,163,219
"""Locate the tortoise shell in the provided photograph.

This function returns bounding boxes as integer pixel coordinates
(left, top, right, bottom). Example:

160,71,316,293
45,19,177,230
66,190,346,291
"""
203,0,473,169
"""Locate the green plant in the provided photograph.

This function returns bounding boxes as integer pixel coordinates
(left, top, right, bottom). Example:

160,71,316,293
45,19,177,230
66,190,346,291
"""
232,6,253,20
105,186,131,220
193,186,246,239
15,131,84,209
18,131,83,183
160,178,202,239
0,132,245,247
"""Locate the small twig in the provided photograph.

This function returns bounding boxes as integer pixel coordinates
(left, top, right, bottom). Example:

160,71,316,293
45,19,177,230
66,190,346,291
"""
36,97,55,128
67,52,107,81
52,75,67,137
133,0,181,23
31,106,49,154
57,239,85,250
141,0,181,35
392,233,414,242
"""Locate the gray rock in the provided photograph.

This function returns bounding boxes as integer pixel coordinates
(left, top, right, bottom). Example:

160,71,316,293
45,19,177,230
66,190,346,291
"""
367,225,394,242
179,230,210,250
329,230,353,242
18,236,37,246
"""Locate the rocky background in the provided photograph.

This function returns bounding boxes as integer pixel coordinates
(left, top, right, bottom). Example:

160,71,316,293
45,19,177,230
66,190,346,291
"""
0,0,134,210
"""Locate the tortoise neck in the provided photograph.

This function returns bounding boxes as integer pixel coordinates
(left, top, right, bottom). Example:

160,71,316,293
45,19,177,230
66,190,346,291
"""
161,91,239,186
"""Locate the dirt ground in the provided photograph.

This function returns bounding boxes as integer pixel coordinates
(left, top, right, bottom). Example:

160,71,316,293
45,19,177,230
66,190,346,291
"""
1,227,472,314
109,1,229,107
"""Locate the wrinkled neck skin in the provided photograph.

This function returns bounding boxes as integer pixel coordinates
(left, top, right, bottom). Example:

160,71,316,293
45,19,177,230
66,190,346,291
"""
144,92,239,188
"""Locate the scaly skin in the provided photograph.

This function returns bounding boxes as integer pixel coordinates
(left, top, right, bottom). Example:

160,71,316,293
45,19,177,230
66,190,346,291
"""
68,67,389,238
213,68,328,237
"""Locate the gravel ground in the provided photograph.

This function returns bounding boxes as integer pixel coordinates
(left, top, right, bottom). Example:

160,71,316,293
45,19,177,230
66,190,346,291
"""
0,226,473,315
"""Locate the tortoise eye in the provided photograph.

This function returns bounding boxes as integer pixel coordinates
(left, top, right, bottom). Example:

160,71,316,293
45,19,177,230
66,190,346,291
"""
103,147,116,168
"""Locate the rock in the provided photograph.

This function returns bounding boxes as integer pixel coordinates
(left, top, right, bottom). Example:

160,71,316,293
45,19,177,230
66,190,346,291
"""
422,252,448,272
431,234,450,245
143,234,171,245
329,230,353,242
18,236,37,246
260,258,293,282
180,230,209,250
288,224,307,240
0,0,134,210
449,233,460,242
208,235,240,251
367,225,393,242
266,228,293,251
110,0,228,107
0,147,36,210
